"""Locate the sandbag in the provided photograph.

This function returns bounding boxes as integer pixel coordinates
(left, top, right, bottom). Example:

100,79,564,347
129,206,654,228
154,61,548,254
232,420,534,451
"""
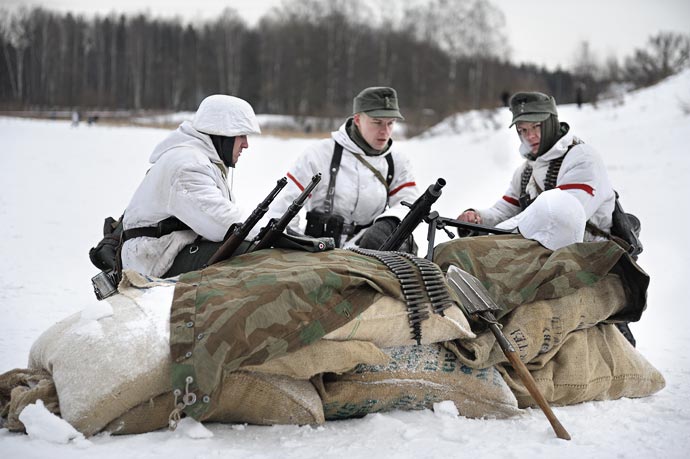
169,248,473,421
323,294,474,347
24,264,424,436
446,274,628,368
27,271,175,436
106,371,324,435
244,339,390,380
316,344,522,420
499,324,665,407
433,235,648,322
0,368,58,432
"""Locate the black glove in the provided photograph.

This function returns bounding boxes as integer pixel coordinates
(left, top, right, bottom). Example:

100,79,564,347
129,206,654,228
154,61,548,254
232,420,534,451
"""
357,218,399,250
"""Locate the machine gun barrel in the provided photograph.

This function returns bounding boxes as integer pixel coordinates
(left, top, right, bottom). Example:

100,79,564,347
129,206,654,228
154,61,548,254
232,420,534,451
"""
378,178,446,251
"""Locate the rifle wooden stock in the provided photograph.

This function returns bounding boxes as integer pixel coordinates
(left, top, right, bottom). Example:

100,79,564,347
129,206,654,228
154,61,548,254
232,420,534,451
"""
206,177,288,266
378,178,445,251
251,173,322,252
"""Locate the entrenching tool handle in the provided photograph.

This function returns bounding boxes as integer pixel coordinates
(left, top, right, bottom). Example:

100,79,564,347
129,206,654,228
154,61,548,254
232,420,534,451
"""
446,266,571,440
489,322,572,441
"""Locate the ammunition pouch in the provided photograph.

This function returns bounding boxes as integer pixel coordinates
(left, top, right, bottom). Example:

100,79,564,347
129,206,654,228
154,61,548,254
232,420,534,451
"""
89,216,123,272
610,194,643,259
305,210,345,240
305,210,372,247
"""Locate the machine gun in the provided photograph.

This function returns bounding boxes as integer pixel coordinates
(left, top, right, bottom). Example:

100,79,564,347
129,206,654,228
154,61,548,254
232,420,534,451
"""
206,177,288,266
378,178,512,256
250,173,322,252
378,178,446,251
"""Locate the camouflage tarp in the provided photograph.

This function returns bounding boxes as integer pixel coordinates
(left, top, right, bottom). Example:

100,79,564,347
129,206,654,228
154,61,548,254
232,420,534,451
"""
433,234,648,322
170,248,405,420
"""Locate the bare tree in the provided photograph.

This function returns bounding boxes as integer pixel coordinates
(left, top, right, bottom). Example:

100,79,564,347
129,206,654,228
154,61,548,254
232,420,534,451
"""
624,32,690,87
1,8,30,102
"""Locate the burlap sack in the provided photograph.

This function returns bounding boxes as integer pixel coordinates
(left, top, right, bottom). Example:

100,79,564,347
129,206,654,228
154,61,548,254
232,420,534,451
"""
446,274,627,368
499,324,665,407
106,370,325,435
323,294,474,347
27,272,175,436
244,339,390,379
25,269,392,436
0,368,59,432
316,344,521,420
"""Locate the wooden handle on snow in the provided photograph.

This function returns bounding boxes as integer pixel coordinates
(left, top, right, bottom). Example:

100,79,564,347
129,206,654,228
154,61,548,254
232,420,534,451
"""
503,344,572,440
487,322,571,440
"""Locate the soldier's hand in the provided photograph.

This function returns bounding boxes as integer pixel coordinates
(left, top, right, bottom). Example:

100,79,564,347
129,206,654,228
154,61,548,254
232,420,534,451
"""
358,218,399,250
458,210,482,224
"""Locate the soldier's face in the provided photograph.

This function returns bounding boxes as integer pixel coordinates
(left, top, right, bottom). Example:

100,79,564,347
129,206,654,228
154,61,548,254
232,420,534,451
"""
233,135,248,165
516,121,541,154
354,113,396,151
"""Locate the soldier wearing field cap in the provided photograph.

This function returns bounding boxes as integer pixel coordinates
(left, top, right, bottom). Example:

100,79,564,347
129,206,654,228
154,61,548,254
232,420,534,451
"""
457,91,616,244
252,87,420,251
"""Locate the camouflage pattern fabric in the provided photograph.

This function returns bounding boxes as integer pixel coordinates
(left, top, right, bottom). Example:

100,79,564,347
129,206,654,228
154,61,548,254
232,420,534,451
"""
170,248,403,420
433,234,649,321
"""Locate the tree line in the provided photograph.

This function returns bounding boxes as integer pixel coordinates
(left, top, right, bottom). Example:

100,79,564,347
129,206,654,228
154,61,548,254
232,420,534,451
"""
1,0,688,127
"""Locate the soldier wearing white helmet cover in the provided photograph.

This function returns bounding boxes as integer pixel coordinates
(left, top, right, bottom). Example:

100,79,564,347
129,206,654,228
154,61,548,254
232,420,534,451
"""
121,94,261,278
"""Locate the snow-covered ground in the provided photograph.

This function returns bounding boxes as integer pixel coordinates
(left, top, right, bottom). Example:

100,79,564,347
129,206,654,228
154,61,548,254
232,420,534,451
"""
1,70,689,458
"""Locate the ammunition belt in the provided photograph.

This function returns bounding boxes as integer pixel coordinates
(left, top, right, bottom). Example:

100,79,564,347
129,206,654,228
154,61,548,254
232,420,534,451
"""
349,248,456,344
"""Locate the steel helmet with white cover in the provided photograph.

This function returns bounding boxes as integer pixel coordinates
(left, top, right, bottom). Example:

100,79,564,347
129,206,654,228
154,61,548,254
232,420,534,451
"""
192,94,261,136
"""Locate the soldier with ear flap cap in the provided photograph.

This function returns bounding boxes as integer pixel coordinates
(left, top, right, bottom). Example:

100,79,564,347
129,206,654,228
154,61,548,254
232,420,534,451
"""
121,94,261,278
456,91,616,245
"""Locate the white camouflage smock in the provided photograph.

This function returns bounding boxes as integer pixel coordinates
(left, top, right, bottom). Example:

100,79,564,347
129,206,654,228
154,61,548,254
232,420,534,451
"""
252,119,420,247
121,122,241,277
478,129,616,241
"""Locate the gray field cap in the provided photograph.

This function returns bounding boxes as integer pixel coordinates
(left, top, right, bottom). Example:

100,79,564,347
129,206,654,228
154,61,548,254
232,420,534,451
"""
353,87,404,119
509,92,558,127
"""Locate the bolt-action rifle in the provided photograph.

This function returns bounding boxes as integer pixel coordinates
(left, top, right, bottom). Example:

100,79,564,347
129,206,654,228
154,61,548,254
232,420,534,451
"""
206,177,288,266
250,173,322,252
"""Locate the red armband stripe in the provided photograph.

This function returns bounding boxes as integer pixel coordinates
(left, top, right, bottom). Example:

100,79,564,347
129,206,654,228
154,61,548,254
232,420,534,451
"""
503,195,520,206
557,184,595,195
389,181,416,196
287,172,304,191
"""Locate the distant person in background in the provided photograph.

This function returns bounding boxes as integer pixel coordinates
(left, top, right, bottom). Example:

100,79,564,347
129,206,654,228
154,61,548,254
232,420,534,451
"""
253,86,419,251
71,111,80,127
121,94,261,278
575,83,585,109
501,90,511,107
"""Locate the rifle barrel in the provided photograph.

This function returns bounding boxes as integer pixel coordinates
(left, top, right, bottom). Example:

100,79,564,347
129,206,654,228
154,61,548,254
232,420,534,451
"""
206,177,288,266
251,173,322,251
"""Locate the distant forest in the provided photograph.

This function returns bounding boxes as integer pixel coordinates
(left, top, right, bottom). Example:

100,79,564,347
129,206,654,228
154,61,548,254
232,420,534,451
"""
1,0,688,127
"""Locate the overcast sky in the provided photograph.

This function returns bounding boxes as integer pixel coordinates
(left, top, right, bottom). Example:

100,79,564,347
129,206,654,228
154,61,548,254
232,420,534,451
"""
3,0,689,71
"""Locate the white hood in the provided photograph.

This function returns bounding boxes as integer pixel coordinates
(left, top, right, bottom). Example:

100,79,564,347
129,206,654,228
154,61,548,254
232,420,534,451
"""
192,94,261,137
